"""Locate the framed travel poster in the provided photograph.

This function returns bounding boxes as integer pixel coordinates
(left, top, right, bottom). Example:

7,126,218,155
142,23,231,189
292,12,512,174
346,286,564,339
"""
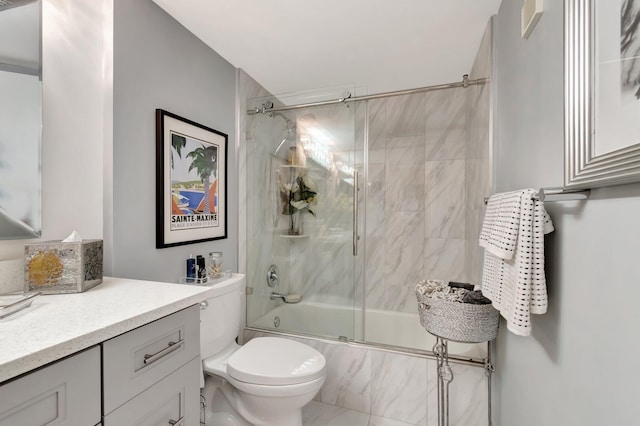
156,109,227,248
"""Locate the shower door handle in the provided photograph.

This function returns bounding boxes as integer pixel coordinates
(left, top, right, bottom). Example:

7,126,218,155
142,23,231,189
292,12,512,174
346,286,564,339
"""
353,170,359,256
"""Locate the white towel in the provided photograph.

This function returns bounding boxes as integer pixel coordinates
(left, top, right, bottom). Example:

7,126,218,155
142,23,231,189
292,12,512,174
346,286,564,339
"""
480,189,554,336
479,191,523,259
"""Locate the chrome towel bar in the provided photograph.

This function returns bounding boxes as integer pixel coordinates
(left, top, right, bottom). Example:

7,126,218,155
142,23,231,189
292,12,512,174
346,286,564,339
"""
483,187,590,205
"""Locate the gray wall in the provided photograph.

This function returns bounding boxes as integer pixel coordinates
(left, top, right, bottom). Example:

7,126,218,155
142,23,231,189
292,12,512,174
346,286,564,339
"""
493,1,640,425
112,0,237,281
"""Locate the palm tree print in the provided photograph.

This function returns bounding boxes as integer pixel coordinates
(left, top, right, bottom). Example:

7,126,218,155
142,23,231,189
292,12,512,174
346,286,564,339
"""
187,144,217,214
171,133,186,168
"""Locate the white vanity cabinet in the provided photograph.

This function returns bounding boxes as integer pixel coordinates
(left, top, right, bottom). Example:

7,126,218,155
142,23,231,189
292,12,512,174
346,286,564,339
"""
102,304,201,425
103,357,200,426
0,276,242,426
0,346,101,426
0,305,201,426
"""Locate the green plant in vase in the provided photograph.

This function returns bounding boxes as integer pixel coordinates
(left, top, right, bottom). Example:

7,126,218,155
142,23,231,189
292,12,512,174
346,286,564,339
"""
280,173,317,235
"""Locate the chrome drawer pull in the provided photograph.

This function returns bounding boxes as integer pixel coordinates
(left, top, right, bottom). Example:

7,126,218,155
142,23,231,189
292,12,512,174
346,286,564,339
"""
143,339,184,365
168,417,184,426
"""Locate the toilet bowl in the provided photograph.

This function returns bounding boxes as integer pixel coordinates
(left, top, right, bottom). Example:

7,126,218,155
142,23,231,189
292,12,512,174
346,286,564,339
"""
203,337,325,426
200,275,326,426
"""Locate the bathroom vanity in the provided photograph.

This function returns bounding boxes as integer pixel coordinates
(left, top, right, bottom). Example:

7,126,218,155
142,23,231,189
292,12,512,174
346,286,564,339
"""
0,275,244,425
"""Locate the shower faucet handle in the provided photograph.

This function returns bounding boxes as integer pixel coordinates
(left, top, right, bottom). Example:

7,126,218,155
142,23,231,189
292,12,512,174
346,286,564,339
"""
267,265,279,287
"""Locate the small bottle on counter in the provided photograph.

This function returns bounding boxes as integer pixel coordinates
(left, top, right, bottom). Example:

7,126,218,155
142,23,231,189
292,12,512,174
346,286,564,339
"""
186,254,196,283
196,255,206,280
208,252,223,278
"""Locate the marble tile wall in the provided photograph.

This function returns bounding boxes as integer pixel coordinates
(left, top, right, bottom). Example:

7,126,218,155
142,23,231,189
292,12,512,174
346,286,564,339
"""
244,329,488,426
363,87,469,315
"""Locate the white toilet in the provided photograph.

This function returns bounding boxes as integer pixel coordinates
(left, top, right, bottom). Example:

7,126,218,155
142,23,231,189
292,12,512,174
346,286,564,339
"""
200,276,326,426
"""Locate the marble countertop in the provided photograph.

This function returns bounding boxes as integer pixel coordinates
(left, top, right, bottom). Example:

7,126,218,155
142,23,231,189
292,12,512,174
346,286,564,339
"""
0,274,245,384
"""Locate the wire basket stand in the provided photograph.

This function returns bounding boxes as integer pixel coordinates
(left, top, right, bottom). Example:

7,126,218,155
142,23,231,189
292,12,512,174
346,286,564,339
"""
432,337,453,426
416,280,498,426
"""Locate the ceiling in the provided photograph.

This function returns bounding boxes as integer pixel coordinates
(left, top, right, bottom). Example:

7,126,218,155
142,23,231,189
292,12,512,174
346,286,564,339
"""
151,0,502,96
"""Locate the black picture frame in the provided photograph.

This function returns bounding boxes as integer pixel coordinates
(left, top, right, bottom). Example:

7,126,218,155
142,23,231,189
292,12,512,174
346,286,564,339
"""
156,109,228,248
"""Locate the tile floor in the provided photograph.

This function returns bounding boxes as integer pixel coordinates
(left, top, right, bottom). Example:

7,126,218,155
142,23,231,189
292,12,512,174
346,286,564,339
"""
302,401,418,426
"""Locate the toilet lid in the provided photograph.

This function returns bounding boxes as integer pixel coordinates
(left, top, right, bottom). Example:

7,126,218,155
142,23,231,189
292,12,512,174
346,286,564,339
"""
227,337,326,386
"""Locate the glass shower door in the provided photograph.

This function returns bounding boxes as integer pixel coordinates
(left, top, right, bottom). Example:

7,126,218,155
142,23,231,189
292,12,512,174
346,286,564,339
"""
245,93,361,342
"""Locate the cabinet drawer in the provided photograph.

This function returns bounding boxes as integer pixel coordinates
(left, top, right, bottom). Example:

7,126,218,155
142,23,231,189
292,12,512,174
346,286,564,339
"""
0,346,101,426
103,356,200,426
103,305,200,414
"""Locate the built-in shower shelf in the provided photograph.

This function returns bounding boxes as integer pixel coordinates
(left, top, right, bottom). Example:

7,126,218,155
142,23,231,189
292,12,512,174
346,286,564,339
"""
279,234,310,239
280,164,306,169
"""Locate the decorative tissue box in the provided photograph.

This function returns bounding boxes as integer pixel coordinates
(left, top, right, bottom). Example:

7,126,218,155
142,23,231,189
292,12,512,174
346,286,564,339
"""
24,240,103,294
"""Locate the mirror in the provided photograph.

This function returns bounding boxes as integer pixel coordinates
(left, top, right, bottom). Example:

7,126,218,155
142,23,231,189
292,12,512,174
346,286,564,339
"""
0,0,42,238
565,0,640,188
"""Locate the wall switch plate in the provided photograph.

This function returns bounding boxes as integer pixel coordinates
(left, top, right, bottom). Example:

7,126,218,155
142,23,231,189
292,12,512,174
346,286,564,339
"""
522,0,543,39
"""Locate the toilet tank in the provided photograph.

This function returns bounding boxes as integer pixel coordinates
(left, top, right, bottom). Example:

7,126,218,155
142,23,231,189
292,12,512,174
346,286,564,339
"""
200,274,246,359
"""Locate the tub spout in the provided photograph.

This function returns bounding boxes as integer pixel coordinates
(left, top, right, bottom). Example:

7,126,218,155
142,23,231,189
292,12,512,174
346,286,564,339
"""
270,292,285,301
270,292,302,304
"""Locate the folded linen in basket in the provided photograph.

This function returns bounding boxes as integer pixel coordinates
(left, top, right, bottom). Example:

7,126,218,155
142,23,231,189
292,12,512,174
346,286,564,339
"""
415,279,444,297
416,279,464,302
415,280,491,304
480,189,554,336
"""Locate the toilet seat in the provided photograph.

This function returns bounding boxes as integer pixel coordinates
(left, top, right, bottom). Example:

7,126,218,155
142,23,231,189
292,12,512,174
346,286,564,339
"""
225,375,325,398
227,337,325,386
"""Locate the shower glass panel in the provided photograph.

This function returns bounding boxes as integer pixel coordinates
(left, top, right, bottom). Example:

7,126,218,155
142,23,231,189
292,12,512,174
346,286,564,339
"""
359,85,491,359
245,90,360,342
243,77,491,361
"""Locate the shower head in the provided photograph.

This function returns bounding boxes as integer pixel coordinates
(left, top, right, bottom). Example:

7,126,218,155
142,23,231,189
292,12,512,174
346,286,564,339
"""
267,112,317,157
267,111,295,130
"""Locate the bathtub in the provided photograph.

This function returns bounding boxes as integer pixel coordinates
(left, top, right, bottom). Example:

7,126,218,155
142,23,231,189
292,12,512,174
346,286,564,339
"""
250,301,487,360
